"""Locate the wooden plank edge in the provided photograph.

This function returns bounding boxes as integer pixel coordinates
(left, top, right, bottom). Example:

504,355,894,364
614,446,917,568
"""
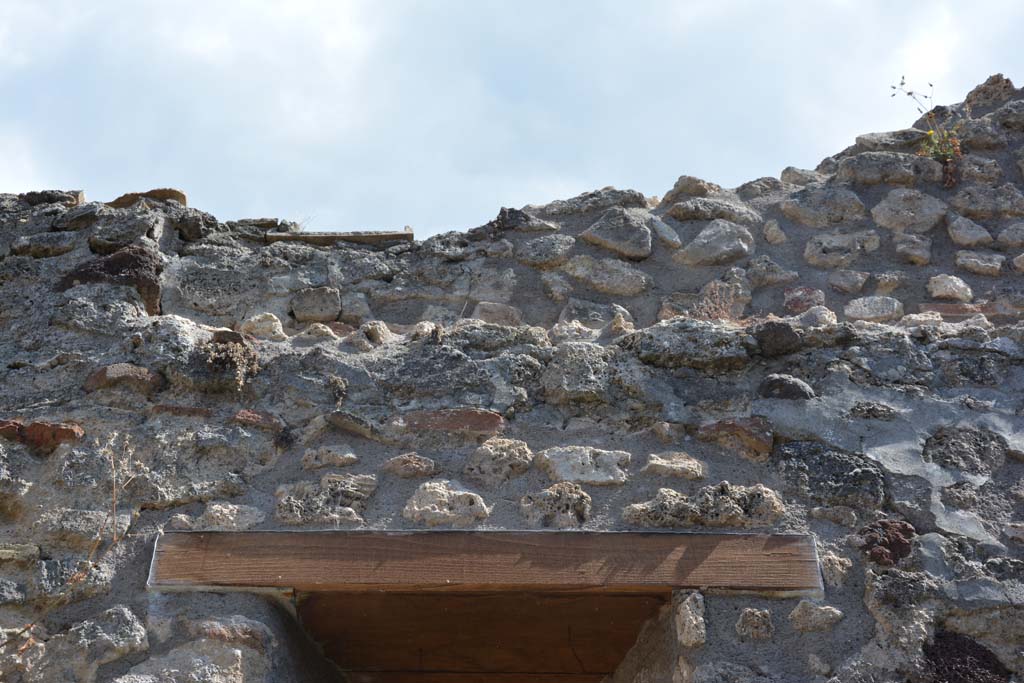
147,530,823,598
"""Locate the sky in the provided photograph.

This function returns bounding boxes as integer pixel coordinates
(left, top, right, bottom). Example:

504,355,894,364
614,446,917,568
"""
1,1,1023,237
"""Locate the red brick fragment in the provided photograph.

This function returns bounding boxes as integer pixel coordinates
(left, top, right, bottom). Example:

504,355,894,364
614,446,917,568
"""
0,419,25,442
392,408,506,440
231,409,285,434
856,519,916,566
22,421,84,453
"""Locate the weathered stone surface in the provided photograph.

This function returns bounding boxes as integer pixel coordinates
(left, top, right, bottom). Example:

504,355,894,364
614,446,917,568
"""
620,318,751,371
674,591,706,648
803,230,879,269
762,218,787,245
464,437,534,487
562,255,651,295
780,166,823,185
667,197,761,226
402,480,490,526
788,600,843,632
290,286,341,323
956,250,1005,276
783,286,824,314
780,186,866,228
844,295,904,322
735,608,773,641
950,183,1024,219
239,312,288,341
758,373,815,399
580,207,653,259
828,269,870,293
56,244,164,314
537,446,630,485
540,342,612,404
516,234,576,268
84,363,165,394
894,233,931,265
389,408,506,441
659,175,722,206
921,426,1007,475
173,501,266,531
530,187,646,216
836,151,942,186
648,215,682,249
947,213,994,247
696,416,773,463
641,451,705,480
773,441,885,509
275,473,377,525
674,219,754,266
747,255,798,289
623,482,784,528
301,444,358,470
996,221,1024,249
11,231,78,258
928,274,973,302
853,519,915,566
382,452,439,478
871,188,947,233
519,482,592,528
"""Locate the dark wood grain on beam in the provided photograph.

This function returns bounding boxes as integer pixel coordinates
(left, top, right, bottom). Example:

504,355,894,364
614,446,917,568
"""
149,531,822,594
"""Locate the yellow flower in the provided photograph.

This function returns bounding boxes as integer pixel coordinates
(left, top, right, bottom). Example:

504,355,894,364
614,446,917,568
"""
927,130,935,135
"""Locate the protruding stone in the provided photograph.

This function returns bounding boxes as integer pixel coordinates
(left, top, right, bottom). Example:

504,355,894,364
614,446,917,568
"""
783,287,825,314
836,151,942,186
753,320,802,357
580,207,653,259
562,255,651,296
291,286,341,323
464,437,534,488
11,231,78,258
758,373,815,400
955,250,1005,276
84,363,164,394
674,591,706,648
872,271,906,295
828,269,869,294
871,188,947,233
642,452,706,480
648,215,682,249
623,483,785,528
780,166,823,185
947,214,994,247
239,312,288,341
844,296,904,322
301,445,358,470
788,600,844,632
696,416,773,463
520,482,592,528
517,234,576,268
949,183,1024,219
402,480,490,527
803,230,879,269
894,233,931,265
275,473,377,525
659,175,722,207
780,186,866,228
735,608,774,641
667,198,761,226
382,453,439,479
537,446,630,485
674,219,754,266
762,219,787,245
747,255,798,289
996,222,1024,249
928,274,973,302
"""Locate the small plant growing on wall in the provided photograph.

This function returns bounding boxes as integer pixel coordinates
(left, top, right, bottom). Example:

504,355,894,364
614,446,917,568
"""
891,77,967,188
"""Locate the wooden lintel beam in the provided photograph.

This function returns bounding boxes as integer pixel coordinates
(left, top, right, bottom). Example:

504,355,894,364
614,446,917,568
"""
149,531,822,596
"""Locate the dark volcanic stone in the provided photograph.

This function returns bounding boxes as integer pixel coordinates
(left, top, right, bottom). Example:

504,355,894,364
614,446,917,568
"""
856,519,916,566
922,426,1008,475
753,321,802,357
758,373,815,400
56,244,164,315
849,401,897,420
923,630,1011,683
773,441,885,508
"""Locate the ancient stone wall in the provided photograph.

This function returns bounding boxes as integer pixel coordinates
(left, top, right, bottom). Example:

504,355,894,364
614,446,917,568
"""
2,74,1024,682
